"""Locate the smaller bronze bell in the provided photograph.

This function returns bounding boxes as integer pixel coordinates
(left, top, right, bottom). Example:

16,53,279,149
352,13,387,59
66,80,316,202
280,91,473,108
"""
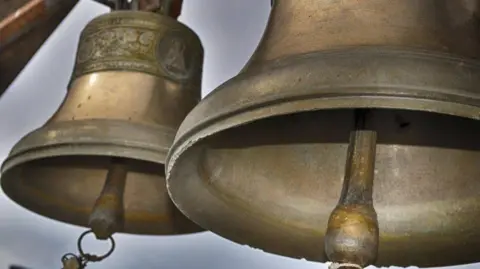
1,9,204,236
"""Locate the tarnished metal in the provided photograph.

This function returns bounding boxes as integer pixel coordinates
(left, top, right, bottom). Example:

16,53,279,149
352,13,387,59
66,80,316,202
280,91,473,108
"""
1,10,204,235
166,0,480,267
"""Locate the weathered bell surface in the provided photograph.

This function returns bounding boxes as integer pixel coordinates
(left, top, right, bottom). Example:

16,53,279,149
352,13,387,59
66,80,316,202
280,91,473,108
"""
166,0,480,267
1,9,204,235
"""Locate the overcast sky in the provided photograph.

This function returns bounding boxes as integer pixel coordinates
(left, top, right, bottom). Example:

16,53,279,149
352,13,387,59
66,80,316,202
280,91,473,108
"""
0,1,476,268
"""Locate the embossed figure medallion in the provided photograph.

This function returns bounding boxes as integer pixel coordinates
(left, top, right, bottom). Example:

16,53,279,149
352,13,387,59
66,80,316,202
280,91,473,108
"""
157,33,192,80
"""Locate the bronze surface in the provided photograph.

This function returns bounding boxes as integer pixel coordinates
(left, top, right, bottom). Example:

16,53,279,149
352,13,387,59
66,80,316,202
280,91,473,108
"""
1,10,204,235
166,0,480,266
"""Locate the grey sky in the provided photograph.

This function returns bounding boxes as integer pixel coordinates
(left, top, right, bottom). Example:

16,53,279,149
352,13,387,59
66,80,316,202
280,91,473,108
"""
0,1,476,268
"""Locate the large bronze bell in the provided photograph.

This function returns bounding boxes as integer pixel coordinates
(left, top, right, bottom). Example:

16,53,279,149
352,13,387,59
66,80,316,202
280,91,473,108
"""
1,8,204,236
166,0,480,267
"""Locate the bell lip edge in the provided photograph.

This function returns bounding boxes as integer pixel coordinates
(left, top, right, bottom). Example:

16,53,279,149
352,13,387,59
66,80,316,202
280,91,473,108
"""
1,118,176,175
1,142,168,176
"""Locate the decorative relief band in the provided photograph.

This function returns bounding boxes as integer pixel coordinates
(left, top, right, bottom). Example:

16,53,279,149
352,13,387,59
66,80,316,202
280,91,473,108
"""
70,11,203,83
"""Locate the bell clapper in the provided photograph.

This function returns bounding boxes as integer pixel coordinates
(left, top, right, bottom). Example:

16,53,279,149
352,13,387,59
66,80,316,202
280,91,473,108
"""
324,109,379,269
61,158,125,268
88,157,127,240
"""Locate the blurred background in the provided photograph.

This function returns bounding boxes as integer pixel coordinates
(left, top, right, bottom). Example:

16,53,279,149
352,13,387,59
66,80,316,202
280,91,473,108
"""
0,1,475,268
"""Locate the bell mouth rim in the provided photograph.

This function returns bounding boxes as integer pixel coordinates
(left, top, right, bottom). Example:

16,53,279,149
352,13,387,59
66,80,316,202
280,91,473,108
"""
0,118,204,236
3,119,174,174
167,46,480,172
2,142,167,173
166,95,480,197
168,96,480,172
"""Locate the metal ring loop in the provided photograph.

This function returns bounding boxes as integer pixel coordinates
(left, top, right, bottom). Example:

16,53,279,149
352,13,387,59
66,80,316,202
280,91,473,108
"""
61,253,78,262
77,230,116,262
